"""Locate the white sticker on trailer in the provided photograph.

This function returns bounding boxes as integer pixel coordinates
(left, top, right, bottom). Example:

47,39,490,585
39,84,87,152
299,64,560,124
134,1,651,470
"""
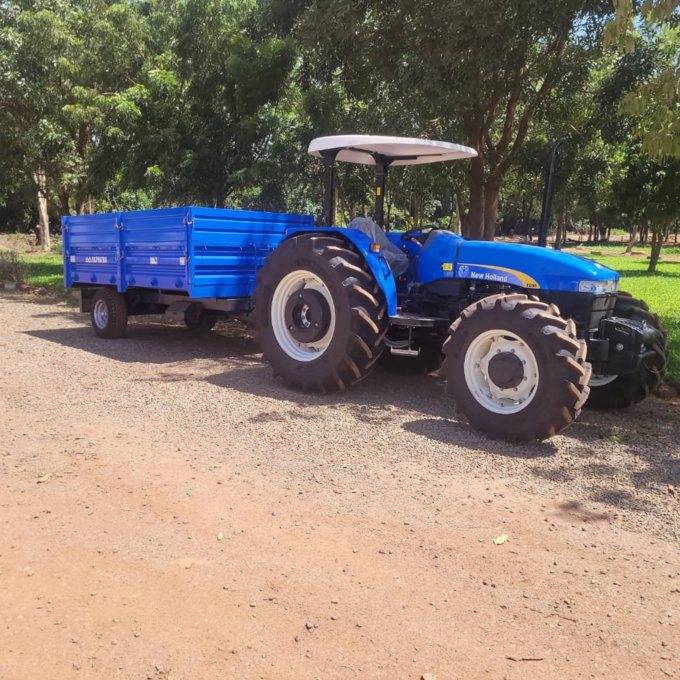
85,256,107,264
179,257,185,266
70,256,75,263
150,257,158,265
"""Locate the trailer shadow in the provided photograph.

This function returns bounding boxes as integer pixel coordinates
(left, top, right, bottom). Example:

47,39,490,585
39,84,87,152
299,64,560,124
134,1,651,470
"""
22,318,262,364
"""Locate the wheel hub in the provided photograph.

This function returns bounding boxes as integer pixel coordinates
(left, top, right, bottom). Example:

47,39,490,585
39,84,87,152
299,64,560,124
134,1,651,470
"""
270,269,336,362
93,299,109,329
487,352,525,390
284,289,331,343
463,330,540,414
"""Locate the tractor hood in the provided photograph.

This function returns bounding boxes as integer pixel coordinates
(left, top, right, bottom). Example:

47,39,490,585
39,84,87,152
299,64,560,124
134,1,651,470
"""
417,232,619,293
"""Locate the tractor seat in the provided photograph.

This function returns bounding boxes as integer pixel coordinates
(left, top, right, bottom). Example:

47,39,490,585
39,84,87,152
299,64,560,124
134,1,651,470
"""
347,217,409,277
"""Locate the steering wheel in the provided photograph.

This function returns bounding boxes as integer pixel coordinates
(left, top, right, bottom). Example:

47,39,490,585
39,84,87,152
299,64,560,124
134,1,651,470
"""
400,226,436,244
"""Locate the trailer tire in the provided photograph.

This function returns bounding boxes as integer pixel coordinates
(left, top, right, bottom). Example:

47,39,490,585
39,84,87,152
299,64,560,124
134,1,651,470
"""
91,288,128,339
184,314,217,333
442,293,590,442
586,293,667,410
253,234,387,392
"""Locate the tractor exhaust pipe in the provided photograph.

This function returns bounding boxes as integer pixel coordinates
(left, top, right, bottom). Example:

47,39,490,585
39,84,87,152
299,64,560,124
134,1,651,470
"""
538,139,565,248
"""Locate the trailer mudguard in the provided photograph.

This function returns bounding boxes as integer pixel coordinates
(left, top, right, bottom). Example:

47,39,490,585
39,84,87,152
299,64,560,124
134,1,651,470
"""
285,227,399,316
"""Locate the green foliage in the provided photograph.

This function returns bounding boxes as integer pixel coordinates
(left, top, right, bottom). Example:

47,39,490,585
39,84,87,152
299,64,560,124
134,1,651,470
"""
0,249,29,281
605,0,680,159
0,0,678,246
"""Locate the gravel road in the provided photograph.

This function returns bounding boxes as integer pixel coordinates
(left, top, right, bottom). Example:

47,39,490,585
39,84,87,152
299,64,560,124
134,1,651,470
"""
1,292,678,680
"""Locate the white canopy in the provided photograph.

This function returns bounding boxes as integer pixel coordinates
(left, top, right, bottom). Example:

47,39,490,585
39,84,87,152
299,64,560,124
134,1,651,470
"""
308,135,477,166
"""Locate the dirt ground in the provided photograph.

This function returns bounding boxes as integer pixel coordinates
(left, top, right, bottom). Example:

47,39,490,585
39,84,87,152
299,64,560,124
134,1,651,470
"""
0,293,678,680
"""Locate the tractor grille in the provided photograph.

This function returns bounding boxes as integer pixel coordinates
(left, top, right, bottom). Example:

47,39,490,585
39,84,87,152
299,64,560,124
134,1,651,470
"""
537,292,617,336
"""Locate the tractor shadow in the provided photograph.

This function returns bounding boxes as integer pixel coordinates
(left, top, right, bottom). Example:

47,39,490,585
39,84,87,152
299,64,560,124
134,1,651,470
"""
209,363,680,523
205,363,559,460
21,298,679,523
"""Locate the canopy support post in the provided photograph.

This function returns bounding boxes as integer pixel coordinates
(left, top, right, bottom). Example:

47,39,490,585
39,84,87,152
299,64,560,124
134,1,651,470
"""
320,150,338,227
374,155,390,230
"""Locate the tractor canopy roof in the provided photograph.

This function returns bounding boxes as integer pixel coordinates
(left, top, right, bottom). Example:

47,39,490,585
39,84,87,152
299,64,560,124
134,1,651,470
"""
308,135,477,166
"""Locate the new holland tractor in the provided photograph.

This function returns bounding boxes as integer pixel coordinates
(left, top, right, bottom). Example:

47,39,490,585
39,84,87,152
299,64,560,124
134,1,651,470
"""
63,135,667,442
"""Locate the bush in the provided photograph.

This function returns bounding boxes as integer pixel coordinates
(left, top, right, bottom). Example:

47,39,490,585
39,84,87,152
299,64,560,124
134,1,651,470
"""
0,250,29,282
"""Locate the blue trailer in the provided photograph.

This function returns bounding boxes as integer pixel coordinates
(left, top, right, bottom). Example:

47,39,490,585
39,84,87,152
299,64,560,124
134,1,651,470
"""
64,135,667,442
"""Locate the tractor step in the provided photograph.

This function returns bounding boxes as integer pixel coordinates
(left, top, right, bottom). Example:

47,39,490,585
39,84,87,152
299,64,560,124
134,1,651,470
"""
389,347,421,357
388,313,442,328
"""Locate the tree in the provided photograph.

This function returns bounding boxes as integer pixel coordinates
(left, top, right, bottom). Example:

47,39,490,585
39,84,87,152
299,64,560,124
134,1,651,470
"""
290,0,610,239
605,0,680,159
0,0,154,247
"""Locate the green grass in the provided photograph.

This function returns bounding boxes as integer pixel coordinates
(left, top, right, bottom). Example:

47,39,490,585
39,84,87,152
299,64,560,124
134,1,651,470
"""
564,242,680,257
586,255,679,386
25,253,64,290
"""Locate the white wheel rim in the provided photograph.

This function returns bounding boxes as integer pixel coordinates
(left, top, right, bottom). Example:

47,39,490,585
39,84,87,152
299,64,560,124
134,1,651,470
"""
589,374,618,387
93,299,109,329
463,329,539,415
270,269,336,362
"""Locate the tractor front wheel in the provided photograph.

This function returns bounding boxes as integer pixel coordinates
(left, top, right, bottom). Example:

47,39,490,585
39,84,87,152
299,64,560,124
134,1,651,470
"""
252,234,387,392
442,294,590,442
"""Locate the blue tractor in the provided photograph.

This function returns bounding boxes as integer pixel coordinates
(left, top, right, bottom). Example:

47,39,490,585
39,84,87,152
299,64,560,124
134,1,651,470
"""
63,135,667,442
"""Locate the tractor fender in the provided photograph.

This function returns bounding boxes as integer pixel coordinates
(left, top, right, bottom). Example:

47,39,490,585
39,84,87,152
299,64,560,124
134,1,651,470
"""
283,227,398,316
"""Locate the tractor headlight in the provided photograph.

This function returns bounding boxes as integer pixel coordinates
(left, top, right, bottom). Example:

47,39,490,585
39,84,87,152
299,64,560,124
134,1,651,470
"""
578,279,618,294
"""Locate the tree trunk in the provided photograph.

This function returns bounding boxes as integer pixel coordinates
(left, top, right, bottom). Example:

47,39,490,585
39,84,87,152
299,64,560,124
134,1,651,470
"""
626,224,638,254
464,179,484,240
59,192,71,216
34,171,51,252
482,178,500,241
648,223,664,272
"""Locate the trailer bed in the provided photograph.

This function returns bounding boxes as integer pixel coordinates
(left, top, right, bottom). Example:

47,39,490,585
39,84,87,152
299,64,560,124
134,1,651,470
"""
63,206,313,299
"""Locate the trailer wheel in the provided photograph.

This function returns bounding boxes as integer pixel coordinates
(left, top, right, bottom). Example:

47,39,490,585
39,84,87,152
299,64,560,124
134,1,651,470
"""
91,288,128,339
184,314,217,333
252,234,387,392
442,293,590,442
586,293,667,410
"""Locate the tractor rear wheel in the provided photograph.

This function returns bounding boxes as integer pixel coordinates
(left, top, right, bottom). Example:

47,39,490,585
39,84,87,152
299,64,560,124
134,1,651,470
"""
252,234,387,392
442,293,590,442
586,292,667,409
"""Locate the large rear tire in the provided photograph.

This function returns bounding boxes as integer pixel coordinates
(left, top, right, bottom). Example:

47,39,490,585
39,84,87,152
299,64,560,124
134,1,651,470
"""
442,294,590,442
586,292,667,409
91,288,128,339
252,234,387,392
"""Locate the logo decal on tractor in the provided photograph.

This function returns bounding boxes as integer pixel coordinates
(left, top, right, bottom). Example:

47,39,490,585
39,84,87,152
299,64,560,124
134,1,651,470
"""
456,263,540,289
441,262,453,271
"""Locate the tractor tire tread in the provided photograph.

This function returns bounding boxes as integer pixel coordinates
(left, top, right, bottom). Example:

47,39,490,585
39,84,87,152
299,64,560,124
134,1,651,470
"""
253,234,387,393
442,293,589,442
